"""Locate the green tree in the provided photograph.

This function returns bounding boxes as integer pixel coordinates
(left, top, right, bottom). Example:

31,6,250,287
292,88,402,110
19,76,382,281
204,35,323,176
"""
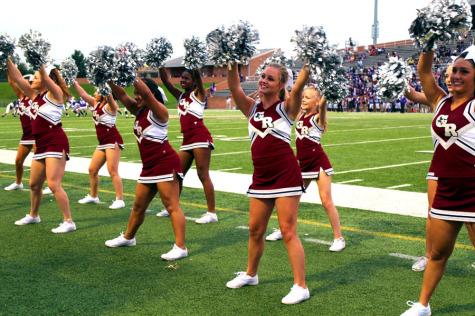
71,50,87,78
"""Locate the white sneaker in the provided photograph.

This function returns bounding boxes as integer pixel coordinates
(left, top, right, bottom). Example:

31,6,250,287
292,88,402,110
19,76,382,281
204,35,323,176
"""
14,214,41,226
156,209,170,217
195,212,218,224
226,272,259,289
42,187,52,195
109,199,125,209
5,182,23,191
105,233,136,248
412,257,428,272
281,284,310,305
400,301,431,316
329,237,346,252
78,194,100,204
161,244,188,261
266,228,283,241
51,221,76,233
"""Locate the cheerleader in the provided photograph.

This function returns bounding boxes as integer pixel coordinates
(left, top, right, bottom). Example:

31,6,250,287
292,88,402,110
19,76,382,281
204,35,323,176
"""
105,78,187,261
7,58,76,233
72,81,125,209
265,86,346,252
225,63,310,304
405,65,475,273
3,73,35,191
401,47,475,315
158,68,217,224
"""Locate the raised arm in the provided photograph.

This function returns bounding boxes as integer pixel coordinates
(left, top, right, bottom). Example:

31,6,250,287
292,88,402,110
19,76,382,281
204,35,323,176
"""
417,51,447,110
72,81,95,106
227,64,255,117
106,94,119,113
6,58,35,99
192,69,206,102
286,65,310,120
7,72,24,99
134,78,169,123
39,65,64,103
404,85,430,107
109,81,138,115
317,95,327,129
159,67,182,100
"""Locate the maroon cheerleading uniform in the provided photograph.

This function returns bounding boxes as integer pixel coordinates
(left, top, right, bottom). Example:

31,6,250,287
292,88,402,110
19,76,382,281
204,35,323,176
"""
430,96,475,222
92,102,124,151
247,101,303,198
18,96,35,145
295,113,334,179
30,92,69,160
134,107,182,183
177,91,214,151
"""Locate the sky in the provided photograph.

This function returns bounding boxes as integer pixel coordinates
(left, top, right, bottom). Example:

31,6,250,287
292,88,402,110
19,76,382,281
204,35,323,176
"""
2,0,432,62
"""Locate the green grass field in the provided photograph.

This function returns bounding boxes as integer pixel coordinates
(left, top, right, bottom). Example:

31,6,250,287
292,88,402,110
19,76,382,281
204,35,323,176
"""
0,111,474,315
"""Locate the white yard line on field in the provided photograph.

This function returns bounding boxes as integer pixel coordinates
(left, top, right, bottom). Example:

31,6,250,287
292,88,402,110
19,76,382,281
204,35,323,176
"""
216,167,242,172
336,179,363,184
324,136,431,147
336,161,431,174
213,150,250,156
326,125,427,134
415,150,434,154
388,253,419,261
304,238,332,246
0,149,429,218
236,226,249,230
386,184,412,189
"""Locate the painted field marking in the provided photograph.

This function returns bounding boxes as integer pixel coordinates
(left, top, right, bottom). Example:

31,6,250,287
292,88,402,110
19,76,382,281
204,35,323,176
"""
336,161,430,175
236,226,248,230
325,136,431,147
386,184,412,189
415,150,434,154
0,172,472,251
185,216,199,221
336,179,363,184
216,167,242,172
214,150,250,157
327,125,428,134
0,169,18,173
304,238,332,246
389,253,419,261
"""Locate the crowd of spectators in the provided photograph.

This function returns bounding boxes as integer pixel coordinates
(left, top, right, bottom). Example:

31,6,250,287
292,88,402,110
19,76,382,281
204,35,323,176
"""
327,34,474,113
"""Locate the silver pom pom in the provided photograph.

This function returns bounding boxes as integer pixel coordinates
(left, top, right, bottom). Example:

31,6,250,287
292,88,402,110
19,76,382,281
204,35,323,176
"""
228,21,259,65
0,33,15,70
377,57,413,101
409,0,472,51
183,36,207,69
292,26,328,66
97,83,111,97
114,42,144,87
18,30,51,69
311,49,348,103
60,58,78,87
206,21,259,67
255,50,291,76
144,37,173,68
206,26,234,67
85,46,116,94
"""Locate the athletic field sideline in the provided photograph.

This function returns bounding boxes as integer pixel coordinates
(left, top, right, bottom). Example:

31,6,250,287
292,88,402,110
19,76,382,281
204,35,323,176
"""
0,111,474,315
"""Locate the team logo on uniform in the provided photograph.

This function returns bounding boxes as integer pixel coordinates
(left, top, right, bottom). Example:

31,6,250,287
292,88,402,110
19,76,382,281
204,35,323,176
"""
435,115,458,137
92,111,101,124
29,102,39,119
253,111,274,129
133,121,143,141
296,121,309,135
